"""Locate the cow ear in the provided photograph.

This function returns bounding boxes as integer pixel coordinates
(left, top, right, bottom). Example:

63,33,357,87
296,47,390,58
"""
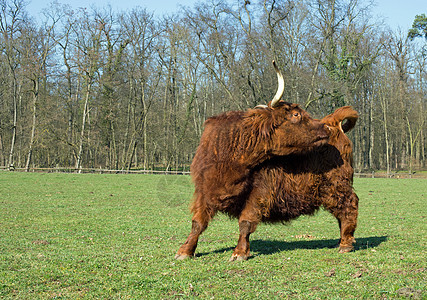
321,106,358,133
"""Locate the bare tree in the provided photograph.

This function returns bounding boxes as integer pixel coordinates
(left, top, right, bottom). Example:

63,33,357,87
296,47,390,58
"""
121,8,160,170
72,9,103,172
0,0,26,169
22,9,60,171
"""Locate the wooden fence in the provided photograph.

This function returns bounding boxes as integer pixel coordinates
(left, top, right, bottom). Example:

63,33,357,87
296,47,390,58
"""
353,172,423,179
0,166,424,178
0,166,190,175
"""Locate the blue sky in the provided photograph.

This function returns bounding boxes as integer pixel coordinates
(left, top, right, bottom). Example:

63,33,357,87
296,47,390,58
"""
26,0,425,31
373,0,425,30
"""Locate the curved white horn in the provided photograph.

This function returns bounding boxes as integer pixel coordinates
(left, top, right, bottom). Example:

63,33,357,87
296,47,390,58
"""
270,60,285,108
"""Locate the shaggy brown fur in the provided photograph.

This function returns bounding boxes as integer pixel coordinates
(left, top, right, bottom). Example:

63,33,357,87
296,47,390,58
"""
175,105,357,261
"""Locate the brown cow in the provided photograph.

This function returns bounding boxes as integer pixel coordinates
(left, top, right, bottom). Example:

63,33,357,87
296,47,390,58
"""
175,62,333,260
176,105,359,261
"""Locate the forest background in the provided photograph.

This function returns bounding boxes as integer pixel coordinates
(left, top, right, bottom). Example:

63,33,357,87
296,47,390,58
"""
0,0,426,174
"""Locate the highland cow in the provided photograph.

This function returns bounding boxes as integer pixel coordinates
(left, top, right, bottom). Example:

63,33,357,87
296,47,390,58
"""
175,62,352,261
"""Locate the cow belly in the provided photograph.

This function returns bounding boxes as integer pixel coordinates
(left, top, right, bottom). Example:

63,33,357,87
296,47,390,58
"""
253,171,326,223
263,198,321,222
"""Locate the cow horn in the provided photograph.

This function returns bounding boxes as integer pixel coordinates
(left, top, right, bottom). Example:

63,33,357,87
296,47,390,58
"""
270,60,285,108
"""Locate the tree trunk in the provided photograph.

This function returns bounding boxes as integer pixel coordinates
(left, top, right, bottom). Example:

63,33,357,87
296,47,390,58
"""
368,96,375,169
25,79,39,172
8,79,18,170
75,83,91,173
380,93,391,176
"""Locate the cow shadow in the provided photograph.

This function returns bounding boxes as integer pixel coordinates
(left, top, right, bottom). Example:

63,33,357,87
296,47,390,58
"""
196,236,387,258
250,236,388,255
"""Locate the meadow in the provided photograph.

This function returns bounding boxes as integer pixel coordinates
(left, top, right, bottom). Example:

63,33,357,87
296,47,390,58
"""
0,172,425,299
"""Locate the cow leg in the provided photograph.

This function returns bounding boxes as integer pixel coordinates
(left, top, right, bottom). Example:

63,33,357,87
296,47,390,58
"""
175,195,213,260
175,219,207,260
335,192,359,253
230,205,260,261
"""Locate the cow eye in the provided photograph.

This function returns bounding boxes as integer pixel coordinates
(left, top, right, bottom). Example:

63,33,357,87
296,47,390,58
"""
292,112,301,119
290,112,301,123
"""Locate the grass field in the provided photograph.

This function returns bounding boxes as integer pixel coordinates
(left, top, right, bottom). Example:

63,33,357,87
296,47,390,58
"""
0,173,425,299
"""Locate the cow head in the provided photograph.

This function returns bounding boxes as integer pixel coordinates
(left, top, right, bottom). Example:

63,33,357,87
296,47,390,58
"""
244,61,330,157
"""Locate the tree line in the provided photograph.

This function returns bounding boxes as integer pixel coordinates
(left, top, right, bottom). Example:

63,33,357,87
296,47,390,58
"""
0,0,425,173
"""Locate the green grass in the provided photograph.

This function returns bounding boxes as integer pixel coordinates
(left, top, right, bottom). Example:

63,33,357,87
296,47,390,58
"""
0,173,425,299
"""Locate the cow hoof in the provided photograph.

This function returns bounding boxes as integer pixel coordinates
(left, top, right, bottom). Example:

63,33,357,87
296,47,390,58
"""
229,254,248,262
338,245,354,253
175,253,193,260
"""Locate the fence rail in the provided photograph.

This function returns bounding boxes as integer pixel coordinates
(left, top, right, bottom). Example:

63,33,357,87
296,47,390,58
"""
0,166,190,175
353,172,423,179
0,166,425,178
